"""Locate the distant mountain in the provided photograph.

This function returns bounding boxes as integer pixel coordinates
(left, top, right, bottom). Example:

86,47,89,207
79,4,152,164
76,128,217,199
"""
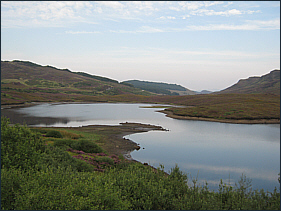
195,90,213,95
123,80,197,95
218,70,280,95
1,60,152,105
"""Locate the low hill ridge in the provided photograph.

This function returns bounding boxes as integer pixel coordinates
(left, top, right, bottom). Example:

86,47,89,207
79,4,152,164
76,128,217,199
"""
123,80,197,95
1,60,152,105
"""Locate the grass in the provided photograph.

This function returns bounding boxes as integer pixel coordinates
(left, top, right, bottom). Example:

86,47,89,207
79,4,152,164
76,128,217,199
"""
30,127,123,172
141,93,280,122
166,101,280,120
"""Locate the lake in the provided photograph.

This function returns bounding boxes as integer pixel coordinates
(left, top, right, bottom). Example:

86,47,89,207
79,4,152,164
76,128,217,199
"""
2,102,280,191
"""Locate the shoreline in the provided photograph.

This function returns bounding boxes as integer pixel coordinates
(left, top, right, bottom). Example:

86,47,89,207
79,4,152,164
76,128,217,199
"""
116,123,168,162
158,110,280,124
2,101,280,125
60,123,168,174
65,122,167,161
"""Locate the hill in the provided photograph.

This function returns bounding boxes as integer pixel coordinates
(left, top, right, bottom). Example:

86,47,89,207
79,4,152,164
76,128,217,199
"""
1,60,152,105
218,70,280,95
122,80,197,95
195,90,213,94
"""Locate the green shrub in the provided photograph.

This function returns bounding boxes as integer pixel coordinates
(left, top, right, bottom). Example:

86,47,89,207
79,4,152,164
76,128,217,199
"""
2,166,130,210
95,156,114,165
71,139,103,153
52,138,103,153
45,130,63,138
30,128,48,134
53,139,76,148
1,116,45,170
1,167,27,210
38,145,95,172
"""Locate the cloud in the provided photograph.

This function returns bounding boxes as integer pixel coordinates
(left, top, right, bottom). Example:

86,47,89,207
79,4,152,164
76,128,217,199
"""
1,1,278,35
158,16,176,20
190,8,261,16
184,19,280,31
110,26,164,34
168,1,225,12
223,2,234,8
95,1,125,10
0,1,230,27
128,1,157,11
204,1,225,7
92,1,160,18
178,1,205,10
246,19,280,29
65,30,101,34
107,18,280,34
1,1,94,28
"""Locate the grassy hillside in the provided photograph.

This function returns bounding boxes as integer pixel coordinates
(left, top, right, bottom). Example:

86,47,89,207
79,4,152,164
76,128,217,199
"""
1,60,152,105
218,69,280,95
123,80,197,95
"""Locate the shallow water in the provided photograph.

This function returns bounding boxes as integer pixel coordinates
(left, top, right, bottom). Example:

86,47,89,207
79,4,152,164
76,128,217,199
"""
2,103,280,191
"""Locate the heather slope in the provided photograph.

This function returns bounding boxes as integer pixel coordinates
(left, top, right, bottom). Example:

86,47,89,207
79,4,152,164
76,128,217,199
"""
1,60,152,105
218,69,280,95
123,79,197,95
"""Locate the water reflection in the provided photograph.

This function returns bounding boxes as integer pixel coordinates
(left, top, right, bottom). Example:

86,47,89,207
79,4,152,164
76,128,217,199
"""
1,107,71,126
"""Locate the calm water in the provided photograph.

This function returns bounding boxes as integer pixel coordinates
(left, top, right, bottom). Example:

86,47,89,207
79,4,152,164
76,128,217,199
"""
2,103,280,191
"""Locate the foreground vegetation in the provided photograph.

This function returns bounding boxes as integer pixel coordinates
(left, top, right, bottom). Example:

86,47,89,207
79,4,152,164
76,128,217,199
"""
1,117,280,210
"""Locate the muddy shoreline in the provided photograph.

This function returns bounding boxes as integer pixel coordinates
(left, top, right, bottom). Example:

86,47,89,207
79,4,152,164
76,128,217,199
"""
61,122,167,162
56,123,168,175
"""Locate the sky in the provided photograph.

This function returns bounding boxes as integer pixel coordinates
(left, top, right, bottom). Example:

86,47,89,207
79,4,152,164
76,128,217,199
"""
1,1,280,91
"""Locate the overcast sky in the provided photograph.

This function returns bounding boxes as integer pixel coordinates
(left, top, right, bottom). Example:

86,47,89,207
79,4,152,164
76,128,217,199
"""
1,1,280,91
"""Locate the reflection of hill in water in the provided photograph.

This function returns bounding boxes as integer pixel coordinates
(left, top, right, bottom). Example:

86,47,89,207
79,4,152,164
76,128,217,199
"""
1,108,70,126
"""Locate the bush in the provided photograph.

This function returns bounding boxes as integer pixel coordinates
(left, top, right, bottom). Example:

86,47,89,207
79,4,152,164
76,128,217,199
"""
53,139,76,148
45,130,63,138
52,138,103,153
71,139,103,153
1,116,45,170
59,130,82,139
2,166,130,210
1,167,27,210
95,156,114,165
38,145,96,172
